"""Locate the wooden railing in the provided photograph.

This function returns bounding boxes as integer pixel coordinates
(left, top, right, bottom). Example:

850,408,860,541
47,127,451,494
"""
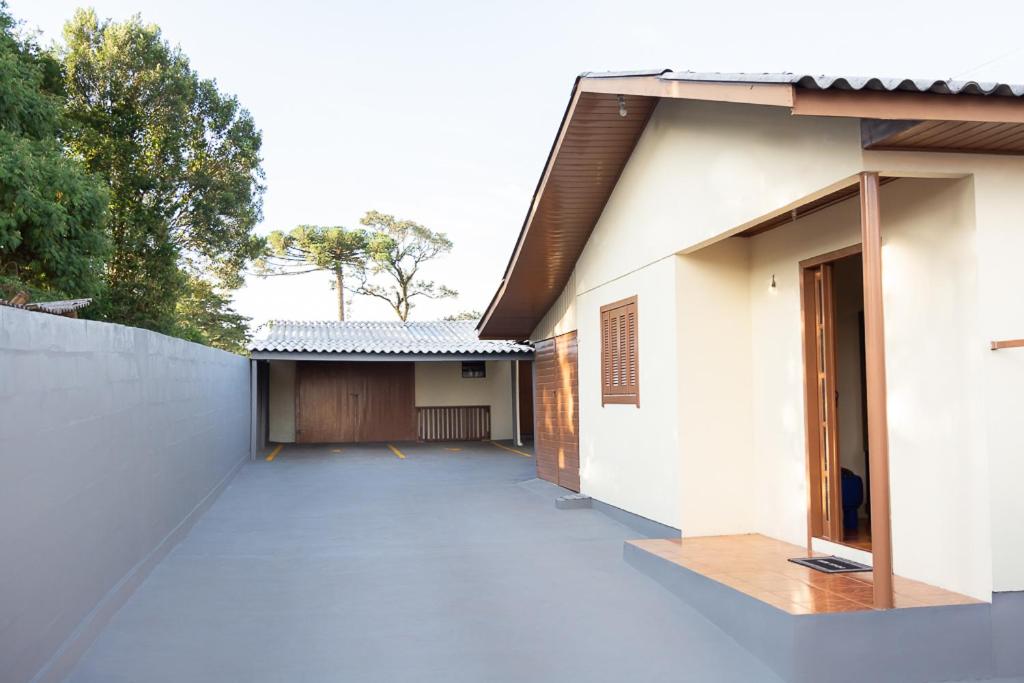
417,406,491,442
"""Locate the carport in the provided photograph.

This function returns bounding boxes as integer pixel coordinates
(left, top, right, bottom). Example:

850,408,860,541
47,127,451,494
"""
248,320,533,453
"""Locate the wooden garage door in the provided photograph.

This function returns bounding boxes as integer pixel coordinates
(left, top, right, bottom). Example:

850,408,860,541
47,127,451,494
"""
534,332,579,491
295,362,416,443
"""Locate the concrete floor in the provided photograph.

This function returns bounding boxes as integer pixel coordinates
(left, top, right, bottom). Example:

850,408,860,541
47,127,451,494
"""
66,442,782,683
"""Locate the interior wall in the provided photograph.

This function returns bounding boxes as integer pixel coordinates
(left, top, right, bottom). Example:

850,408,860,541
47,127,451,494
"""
576,257,681,528
414,360,514,440
676,238,756,536
268,360,296,443
832,256,867,515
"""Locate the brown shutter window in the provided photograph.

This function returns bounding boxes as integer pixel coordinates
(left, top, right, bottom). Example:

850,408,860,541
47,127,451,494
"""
600,295,639,406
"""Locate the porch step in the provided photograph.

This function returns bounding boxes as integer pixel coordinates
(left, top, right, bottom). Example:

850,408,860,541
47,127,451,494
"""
554,493,592,510
624,540,995,683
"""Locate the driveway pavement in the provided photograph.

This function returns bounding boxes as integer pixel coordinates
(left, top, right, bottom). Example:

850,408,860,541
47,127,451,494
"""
67,442,780,682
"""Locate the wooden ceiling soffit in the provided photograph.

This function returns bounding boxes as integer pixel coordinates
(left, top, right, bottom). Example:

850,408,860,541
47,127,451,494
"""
862,118,1024,155
478,88,657,339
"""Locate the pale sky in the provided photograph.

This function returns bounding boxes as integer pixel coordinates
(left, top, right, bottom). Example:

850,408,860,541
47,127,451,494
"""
11,0,1024,327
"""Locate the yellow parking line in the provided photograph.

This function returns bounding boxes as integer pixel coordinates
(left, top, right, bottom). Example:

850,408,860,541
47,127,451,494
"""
387,443,407,459
265,444,283,462
490,441,532,458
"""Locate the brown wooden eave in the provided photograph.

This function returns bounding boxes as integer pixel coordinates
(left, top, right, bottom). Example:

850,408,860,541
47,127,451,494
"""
477,80,658,339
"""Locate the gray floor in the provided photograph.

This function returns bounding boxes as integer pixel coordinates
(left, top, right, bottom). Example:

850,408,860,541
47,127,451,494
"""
66,442,781,682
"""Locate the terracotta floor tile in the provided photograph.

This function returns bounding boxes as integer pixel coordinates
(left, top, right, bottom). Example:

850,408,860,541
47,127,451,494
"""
635,533,979,616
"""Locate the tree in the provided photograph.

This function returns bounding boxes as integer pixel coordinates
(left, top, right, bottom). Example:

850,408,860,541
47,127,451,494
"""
257,225,368,320
59,10,264,336
443,310,481,321
174,276,251,354
355,211,456,321
0,3,109,299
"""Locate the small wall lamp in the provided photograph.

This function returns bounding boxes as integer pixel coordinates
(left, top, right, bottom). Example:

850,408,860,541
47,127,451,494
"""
618,95,628,118
770,274,777,289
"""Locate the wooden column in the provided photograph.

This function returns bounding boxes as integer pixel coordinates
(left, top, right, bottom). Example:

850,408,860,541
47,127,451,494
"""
859,171,894,609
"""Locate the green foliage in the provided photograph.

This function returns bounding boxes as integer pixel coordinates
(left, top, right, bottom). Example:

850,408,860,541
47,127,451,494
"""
356,210,456,321
257,225,368,320
0,3,109,298
60,9,264,337
174,276,251,354
443,309,482,321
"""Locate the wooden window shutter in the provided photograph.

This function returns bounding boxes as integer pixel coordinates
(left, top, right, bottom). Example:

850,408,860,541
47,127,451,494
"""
600,295,639,406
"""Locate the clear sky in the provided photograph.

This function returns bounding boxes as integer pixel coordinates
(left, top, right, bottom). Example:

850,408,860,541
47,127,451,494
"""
10,0,1024,327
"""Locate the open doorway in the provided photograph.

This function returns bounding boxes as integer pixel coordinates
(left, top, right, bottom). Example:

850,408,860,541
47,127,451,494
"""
801,246,871,552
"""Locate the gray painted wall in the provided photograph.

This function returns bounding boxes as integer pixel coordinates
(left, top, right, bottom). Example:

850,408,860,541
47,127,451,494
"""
0,307,250,683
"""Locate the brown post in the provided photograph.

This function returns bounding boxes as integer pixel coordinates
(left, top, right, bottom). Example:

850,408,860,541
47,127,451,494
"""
859,171,894,609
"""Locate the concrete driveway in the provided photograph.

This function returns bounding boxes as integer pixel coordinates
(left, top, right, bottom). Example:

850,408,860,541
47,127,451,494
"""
66,442,779,682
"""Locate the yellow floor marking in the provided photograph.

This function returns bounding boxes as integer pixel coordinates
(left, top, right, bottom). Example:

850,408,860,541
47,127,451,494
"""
331,448,343,453
489,441,532,458
446,447,463,452
387,443,407,459
265,444,283,462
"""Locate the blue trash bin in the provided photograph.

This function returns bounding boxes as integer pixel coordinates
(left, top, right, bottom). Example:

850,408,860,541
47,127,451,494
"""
841,468,864,532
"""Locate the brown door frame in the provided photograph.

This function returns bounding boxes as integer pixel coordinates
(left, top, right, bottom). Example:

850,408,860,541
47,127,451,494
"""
800,244,861,545
798,172,894,610
801,260,846,543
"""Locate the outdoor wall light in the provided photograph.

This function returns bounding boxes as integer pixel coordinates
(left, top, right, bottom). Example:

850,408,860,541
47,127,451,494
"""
770,274,777,289
618,95,628,118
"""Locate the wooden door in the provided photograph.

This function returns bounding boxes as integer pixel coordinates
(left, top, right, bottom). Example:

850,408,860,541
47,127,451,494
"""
295,362,416,443
534,332,580,491
808,264,843,541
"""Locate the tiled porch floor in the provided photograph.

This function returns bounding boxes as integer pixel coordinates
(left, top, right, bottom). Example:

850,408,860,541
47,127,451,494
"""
628,534,981,614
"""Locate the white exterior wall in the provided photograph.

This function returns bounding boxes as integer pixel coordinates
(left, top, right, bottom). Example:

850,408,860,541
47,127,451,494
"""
576,257,681,528
521,97,1024,596
676,239,755,536
969,168,1024,593
414,360,514,440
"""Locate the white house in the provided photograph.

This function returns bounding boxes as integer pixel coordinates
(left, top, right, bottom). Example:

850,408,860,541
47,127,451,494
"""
479,70,1024,610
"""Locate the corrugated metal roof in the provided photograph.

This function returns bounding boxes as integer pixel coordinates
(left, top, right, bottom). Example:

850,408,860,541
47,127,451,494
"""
249,320,533,355
26,298,93,314
582,70,1024,97
0,298,92,315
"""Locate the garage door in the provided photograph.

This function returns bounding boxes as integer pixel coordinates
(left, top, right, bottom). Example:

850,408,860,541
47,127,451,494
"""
295,362,416,443
534,332,579,491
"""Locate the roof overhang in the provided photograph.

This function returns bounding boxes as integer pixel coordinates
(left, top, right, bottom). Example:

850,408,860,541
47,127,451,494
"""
250,351,533,362
478,70,1024,340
